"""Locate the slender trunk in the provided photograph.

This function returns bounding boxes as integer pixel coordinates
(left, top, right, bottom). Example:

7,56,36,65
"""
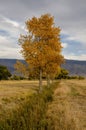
47,74,50,87
39,69,42,92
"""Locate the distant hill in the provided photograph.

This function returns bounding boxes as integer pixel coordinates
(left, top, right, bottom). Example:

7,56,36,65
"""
62,60,86,76
0,59,86,76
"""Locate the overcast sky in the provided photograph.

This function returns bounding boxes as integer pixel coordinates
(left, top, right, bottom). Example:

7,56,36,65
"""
0,0,86,60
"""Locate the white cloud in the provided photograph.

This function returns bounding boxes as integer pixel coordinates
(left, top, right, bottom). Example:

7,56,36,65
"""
0,15,25,38
63,29,86,47
3,17,20,28
0,35,23,59
65,36,75,41
0,47,22,59
0,16,25,59
64,53,86,61
62,42,68,48
0,35,17,48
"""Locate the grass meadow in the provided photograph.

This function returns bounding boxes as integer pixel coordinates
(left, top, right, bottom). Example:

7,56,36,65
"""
46,79,86,130
0,80,38,111
0,79,85,130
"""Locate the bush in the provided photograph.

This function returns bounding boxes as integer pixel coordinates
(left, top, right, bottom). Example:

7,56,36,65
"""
0,65,11,80
78,76,85,80
10,75,25,80
56,68,69,79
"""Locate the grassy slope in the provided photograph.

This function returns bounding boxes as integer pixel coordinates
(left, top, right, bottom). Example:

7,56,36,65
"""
46,79,86,130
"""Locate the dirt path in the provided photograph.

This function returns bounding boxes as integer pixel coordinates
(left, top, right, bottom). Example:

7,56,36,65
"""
46,80,86,130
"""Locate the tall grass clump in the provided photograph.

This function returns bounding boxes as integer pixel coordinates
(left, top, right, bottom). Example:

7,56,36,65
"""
0,82,59,130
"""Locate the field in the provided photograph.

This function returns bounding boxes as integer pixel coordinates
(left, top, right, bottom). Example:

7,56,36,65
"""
0,80,46,116
0,79,86,130
47,79,86,130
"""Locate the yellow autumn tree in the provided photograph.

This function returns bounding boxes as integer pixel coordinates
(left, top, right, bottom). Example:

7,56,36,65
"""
19,14,64,90
14,61,29,78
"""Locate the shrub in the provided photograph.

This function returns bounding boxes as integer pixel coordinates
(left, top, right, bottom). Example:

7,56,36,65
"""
10,75,25,80
78,76,85,80
0,65,11,80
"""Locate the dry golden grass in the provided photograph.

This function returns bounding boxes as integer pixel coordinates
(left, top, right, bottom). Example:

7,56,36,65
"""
46,79,86,130
0,79,86,130
0,80,46,115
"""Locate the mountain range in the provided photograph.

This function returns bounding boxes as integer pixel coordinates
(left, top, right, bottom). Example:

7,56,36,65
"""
0,59,86,76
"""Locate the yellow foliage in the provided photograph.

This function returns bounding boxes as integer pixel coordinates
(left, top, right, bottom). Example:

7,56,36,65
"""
14,61,29,77
19,14,64,80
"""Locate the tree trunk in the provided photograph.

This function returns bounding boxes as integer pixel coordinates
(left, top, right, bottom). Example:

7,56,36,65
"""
39,69,42,92
47,74,50,87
